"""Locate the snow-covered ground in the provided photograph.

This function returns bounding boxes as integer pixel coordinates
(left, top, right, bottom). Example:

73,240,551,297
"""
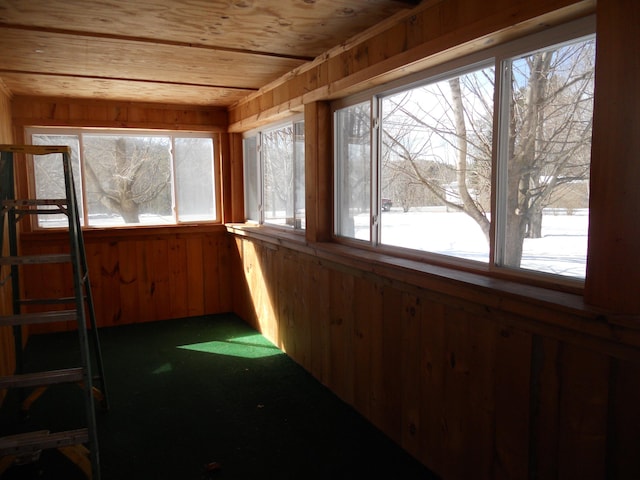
356,208,588,279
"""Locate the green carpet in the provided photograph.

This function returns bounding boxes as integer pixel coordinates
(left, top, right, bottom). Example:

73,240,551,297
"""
1,314,438,479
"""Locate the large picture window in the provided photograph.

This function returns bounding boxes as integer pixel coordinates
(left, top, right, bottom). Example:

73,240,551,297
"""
28,128,217,228
334,20,595,280
243,119,305,230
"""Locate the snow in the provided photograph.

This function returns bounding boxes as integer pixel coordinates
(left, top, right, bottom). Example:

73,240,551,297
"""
354,207,588,279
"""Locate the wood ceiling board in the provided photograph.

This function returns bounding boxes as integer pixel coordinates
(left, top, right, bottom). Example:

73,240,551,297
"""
0,0,416,59
0,72,249,106
0,28,304,90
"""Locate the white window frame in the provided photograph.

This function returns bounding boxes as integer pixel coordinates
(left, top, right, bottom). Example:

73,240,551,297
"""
243,116,305,230
332,16,596,283
26,127,219,229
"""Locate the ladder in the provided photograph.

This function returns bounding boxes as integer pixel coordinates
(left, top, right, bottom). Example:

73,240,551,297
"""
0,145,108,479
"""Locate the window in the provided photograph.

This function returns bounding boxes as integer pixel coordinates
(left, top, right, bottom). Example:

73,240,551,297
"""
28,128,217,228
335,101,371,240
334,19,595,280
243,119,305,230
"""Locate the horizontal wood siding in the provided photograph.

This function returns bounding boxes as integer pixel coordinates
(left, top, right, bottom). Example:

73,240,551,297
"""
228,0,596,132
231,236,640,479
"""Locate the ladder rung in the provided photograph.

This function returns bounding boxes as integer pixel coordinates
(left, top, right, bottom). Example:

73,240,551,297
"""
0,309,78,327
19,297,78,306
2,199,67,206
0,144,72,156
0,368,84,389
0,428,89,456
0,254,72,265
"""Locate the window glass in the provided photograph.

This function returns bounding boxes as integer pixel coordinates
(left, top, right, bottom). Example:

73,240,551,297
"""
32,134,83,227
263,125,295,226
175,137,216,222
380,65,494,262
29,129,217,228
498,36,595,278
243,136,260,222
83,134,173,226
243,119,305,229
293,122,306,229
335,101,371,241
332,21,594,281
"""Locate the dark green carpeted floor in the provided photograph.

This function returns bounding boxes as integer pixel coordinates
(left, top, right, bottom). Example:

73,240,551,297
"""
1,314,438,479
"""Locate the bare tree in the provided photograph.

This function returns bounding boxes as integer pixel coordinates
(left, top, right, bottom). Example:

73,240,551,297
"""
381,37,594,266
504,42,594,265
83,136,172,223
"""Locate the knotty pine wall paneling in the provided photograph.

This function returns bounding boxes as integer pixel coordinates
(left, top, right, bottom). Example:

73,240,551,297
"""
229,234,640,479
10,97,233,333
226,2,639,476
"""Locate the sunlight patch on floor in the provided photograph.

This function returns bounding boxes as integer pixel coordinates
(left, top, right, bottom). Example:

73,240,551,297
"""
177,334,282,359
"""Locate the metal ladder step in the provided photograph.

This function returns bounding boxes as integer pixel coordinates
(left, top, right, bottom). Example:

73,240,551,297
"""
2,198,68,216
0,254,72,265
0,368,84,389
0,309,78,327
0,429,89,456
1,145,104,479
2,199,68,207
19,296,79,306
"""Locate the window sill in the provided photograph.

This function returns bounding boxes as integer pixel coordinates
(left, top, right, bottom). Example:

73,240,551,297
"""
22,223,227,243
226,223,640,360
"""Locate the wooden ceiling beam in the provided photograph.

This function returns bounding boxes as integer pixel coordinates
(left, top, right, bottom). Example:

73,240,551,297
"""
0,22,316,62
0,69,259,92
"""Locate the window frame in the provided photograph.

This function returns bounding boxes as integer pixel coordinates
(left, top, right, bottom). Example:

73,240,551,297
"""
242,115,306,231
25,126,220,230
331,16,596,288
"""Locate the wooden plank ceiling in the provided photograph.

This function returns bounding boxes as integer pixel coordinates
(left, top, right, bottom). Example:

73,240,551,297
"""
0,0,421,107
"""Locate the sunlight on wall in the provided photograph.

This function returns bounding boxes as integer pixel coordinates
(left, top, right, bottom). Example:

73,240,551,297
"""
242,240,280,349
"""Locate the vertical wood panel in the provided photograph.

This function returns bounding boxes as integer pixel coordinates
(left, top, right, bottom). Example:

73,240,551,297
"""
371,285,403,443
328,268,355,403
117,240,139,324
493,326,531,480
529,336,561,479
585,0,640,312
168,237,189,320
308,259,331,385
185,236,205,317
401,292,423,459
149,238,171,320
419,299,446,473
441,306,495,479
89,240,121,327
558,344,609,479
203,234,222,314
135,239,153,322
352,276,382,419
304,101,332,242
216,233,233,313
607,360,640,479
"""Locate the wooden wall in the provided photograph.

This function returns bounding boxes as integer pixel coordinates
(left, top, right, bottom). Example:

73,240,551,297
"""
230,235,640,480
9,97,235,332
0,81,15,403
227,0,596,132
20,227,233,334
226,0,640,478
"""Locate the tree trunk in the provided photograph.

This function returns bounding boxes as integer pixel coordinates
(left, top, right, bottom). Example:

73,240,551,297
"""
448,77,491,243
